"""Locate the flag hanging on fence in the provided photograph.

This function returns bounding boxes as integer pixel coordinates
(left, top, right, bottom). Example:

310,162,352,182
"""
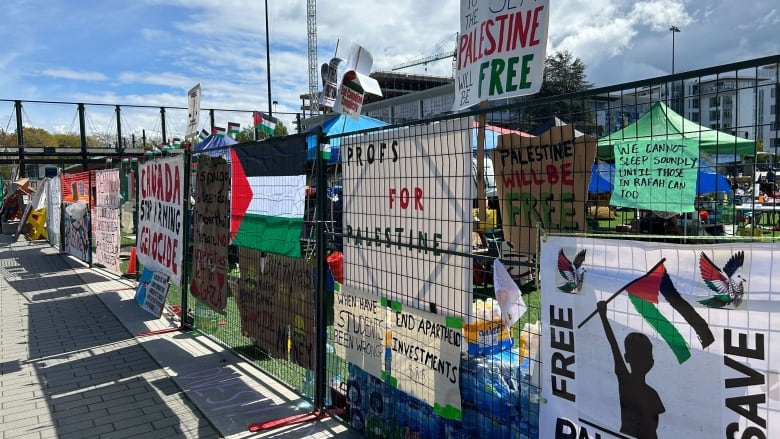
253,111,277,136
623,260,715,364
228,122,240,136
230,134,307,257
213,126,226,137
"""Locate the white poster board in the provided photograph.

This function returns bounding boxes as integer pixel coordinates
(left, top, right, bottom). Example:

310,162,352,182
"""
137,156,185,284
332,283,387,379
540,236,778,438
342,117,473,316
94,169,121,272
389,302,463,421
47,175,62,249
135,268,171,318
455,0,550,109
186,83,202,138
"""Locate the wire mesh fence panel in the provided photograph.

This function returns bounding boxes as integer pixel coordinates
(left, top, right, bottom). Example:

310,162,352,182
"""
5,54,771,438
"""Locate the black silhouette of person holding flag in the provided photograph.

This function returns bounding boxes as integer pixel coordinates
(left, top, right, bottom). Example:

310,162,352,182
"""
578,258,715,438
597,300,664,439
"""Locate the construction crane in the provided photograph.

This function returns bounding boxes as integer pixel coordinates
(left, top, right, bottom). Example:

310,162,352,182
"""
391,33,457,77
307,0,318,116
392,50,456,71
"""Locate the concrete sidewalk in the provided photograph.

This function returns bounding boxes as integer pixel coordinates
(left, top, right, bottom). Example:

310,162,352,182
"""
0,235,357,439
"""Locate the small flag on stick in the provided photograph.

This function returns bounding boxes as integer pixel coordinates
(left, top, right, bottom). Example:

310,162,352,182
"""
493,259,526,328
253,111,277,136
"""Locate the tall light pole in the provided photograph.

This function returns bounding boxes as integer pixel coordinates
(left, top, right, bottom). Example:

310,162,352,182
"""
669,26,680,74
265,0,273,117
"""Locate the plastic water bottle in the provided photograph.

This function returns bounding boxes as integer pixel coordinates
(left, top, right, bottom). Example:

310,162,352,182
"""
302,369,314,399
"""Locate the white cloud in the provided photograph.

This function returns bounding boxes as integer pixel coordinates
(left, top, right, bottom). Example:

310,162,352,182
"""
0,0,777,134
40,68,108,81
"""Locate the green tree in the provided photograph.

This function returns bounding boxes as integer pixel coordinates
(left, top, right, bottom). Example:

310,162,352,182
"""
236,121,290,142
521,50,595,134
52,133,82,147
15,127,54,146
235,127,255,143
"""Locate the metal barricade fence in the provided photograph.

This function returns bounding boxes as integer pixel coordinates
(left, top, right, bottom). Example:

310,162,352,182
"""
35,53,768,437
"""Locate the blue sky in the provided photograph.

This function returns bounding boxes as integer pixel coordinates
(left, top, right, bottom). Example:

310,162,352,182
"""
0,0,778,144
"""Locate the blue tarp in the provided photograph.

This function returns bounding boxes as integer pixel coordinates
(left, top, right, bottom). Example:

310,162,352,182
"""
588,163,732,195
306,114,388,163
193,134,237,152
588,163,615,193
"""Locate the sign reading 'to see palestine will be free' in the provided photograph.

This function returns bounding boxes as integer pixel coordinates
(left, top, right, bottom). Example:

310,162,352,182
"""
455,0,550,110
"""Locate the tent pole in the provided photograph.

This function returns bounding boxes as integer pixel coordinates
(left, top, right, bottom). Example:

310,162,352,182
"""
476,100,488,224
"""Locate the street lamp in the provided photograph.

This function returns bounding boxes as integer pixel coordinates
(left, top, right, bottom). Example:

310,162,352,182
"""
669,26,680,74
265,0,273,117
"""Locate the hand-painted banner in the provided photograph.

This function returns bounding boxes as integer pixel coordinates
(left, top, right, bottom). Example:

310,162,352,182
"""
389,302,463,421
94,169,121,272
63,201,91,264
235,249,315,369
235,248,288,360
191,155,230,313
493,126,596,255
455,0,549,110
611,137,699,212
135,268,171,318
333,284,387,379
47,176,62,249
342,117,472,316
137,155,185,284
540,236,778,438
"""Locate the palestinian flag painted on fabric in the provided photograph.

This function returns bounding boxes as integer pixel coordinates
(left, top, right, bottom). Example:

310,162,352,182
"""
623,259,715,364
228,122,240,136
230,134,307,258
253,111,277,136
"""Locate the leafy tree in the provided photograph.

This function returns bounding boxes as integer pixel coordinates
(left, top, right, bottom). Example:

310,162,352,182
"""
52,133,83,147
15,127,54,146
520,50,596,134
235,127,255,143
541,50,592,96
235,121,290,142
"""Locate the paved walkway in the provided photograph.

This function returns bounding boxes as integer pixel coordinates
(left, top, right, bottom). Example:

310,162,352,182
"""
0,235,357,439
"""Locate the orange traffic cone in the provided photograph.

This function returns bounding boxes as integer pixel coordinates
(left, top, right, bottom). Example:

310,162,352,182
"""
124,246,138,278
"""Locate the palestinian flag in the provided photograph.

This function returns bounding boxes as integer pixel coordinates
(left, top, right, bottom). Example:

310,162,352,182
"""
230,134,307,257
623,259,714,364
171,137,182,148
228,122,240,136
199,129,209,141
253,111,277,136
213,126,226,137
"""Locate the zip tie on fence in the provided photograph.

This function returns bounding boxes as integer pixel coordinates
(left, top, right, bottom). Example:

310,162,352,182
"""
535,221,548,243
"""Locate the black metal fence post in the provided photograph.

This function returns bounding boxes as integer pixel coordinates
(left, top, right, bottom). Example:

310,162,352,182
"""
314,128,328,411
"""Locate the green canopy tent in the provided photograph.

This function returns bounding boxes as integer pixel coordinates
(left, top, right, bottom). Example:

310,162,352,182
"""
597,102,755,161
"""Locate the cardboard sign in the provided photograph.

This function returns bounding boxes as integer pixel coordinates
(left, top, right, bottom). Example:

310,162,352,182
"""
135,268,171,318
